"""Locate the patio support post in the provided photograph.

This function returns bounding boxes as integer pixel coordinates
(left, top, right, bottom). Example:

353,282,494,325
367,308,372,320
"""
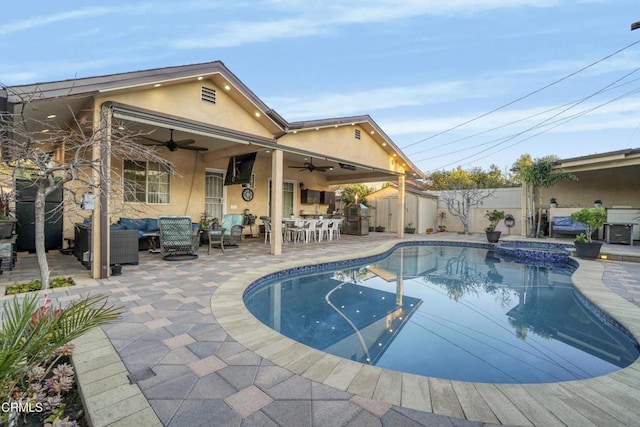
397,174,405,238
270,149,283,255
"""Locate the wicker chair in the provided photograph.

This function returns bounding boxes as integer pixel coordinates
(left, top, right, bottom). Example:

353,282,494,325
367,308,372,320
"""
208,214,245,253
158,216,200,260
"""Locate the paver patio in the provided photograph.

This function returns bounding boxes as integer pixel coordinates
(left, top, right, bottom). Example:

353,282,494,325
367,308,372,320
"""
1,232,640,426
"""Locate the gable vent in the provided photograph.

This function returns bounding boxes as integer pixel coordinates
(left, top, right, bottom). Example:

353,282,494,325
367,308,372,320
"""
201,86,217,105
354,129,361,140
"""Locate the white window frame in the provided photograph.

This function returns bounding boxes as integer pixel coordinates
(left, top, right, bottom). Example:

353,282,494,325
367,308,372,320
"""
122,159,171,204
267,179,298,217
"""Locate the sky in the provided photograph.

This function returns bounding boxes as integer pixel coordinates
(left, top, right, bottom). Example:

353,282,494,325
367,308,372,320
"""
3,1,640,175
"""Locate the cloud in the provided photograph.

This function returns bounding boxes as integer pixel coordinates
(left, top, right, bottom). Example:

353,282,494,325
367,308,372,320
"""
172,0,562,49
0,7,115,35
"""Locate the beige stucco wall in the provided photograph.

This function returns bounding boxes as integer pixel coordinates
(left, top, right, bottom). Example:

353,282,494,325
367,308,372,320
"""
538,165,640,210
278,126,399,172
436,207,522,236
94,80,273,139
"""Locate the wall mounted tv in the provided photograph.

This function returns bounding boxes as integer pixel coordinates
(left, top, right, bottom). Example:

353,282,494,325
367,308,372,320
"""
224,152,257,186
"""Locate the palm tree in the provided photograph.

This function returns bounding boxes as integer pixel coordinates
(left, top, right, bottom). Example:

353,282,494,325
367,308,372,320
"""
519,157,576,237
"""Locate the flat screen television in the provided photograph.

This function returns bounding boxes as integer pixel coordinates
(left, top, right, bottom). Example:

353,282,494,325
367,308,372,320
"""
224,152,257,186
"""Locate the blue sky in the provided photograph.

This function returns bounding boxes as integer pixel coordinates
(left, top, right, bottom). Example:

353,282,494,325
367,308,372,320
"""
3,1,640,174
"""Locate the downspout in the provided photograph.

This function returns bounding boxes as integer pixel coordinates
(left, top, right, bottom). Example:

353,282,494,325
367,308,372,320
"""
99,103,112,279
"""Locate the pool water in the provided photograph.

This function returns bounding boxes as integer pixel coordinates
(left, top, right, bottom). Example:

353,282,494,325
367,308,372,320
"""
244,245,640,383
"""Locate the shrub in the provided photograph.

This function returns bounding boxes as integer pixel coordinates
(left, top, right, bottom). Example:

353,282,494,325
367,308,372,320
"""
571,208,607,243
5,277,75,295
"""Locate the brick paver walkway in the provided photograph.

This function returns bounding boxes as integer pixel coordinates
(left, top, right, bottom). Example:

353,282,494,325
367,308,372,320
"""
2,233,640,426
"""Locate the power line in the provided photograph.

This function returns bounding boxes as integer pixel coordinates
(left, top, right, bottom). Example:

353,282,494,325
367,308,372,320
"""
407,75,640,160
401,39,640,151
425,83,640,172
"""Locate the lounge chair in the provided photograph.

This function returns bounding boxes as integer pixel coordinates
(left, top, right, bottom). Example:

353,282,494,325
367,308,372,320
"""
158,215,200,260
208,213,245,253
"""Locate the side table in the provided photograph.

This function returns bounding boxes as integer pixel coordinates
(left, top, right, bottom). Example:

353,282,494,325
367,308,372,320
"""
207,227,226,254
142,231,161,253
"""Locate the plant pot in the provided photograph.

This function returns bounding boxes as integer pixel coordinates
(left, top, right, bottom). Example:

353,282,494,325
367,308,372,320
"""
111,264,122,276
368,226,375,232
375,226,386,232
574,241,603,259
404,227,416,234
486,230,502,243
0,219,16,239
550,203,557,208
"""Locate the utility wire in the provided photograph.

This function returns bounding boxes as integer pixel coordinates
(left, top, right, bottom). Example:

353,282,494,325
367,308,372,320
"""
407,75,640,160
426,83,640,171
401,39,640,151
419,65,640,171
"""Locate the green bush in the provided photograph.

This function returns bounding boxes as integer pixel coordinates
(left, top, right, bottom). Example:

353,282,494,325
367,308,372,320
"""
5,277,75,295
571,207,607,243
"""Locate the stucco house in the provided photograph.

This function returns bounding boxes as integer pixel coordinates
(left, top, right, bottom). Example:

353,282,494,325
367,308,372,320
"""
1,61,425,278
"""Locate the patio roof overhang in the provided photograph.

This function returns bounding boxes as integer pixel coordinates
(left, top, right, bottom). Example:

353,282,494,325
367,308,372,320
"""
108,102,405,183
554,148,640,173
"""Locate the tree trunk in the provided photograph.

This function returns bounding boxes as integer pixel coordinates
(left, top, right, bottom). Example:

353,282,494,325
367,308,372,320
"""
536,191,543,237
34,187,50,290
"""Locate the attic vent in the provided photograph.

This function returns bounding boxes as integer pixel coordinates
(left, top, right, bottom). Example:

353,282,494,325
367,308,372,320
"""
201,86,217,105
354,129,361,140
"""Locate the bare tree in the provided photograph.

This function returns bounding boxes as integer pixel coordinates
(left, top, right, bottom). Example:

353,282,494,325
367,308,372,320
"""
439,188,496,234
1,88,174,288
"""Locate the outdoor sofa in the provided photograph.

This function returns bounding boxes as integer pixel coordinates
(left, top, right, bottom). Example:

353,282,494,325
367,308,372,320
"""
74,223,139,268
550,216,587,237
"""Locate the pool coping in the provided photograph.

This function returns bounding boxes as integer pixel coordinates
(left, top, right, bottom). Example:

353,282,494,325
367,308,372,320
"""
211,237,640,426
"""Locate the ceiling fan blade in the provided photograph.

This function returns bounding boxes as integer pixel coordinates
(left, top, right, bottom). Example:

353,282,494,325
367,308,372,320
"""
140,136,164,145
175,139,196,146
180,146,208,151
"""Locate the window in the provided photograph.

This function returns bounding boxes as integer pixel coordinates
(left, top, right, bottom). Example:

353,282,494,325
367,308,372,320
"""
123,160,170,204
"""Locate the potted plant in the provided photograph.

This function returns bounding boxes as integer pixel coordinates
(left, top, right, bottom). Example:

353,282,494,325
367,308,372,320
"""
571,207,607,259
594,199,602,208
404,223,416,234
375,225,386,232
199,213,219,244
485,209,505,243
438,211,446,232
549,198,557,208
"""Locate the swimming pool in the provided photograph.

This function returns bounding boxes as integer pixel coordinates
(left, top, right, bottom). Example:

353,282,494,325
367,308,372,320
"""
243,244,640,384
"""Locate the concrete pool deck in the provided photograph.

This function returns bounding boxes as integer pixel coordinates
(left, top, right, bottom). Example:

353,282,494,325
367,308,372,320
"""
2,232,640,426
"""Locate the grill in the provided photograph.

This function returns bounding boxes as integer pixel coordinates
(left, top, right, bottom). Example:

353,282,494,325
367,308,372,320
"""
243,212,256,237
345,203,370,235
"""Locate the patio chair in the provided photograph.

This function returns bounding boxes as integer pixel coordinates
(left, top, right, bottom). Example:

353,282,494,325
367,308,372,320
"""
158,216,200,260
328,218,343,240
208,213,245,253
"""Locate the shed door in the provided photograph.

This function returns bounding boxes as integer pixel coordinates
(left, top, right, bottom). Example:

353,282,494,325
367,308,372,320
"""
377,197,397,232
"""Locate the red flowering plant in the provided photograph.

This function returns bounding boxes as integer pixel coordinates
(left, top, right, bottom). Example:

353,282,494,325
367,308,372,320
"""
1,293,122,425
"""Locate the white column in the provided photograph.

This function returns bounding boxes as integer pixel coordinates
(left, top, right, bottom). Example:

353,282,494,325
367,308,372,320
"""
397,175,405,238
270,149,283,255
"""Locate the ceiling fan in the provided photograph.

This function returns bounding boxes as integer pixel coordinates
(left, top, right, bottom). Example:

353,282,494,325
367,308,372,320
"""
288,158,333,172
142,129,207,152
